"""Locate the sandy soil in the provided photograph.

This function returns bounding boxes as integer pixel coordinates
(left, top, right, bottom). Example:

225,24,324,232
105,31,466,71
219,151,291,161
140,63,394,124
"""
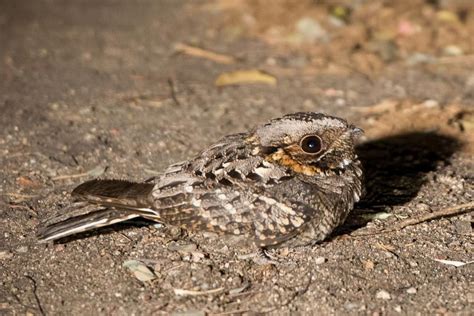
1,0,473,315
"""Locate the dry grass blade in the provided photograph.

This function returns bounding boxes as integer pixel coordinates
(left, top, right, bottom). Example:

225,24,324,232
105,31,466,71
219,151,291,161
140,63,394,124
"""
173,287,225,296
433,259,474,267
52,173,88,181
174,43,236,64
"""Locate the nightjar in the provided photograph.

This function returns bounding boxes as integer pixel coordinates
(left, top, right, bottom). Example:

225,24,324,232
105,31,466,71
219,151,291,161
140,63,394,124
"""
38,112,364,251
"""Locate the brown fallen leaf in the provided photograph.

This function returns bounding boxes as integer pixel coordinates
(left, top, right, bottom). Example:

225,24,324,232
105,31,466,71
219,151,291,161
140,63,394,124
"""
215,69,277,86
174,43,236,64
122,260,156,282
374,242,396,252
16,176,41,188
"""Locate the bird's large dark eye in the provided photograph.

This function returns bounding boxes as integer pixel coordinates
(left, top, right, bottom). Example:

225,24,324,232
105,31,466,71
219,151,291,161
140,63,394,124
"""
300,135,322,154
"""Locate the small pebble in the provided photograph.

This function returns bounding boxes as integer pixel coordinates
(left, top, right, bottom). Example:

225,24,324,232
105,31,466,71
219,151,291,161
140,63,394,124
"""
191,251,205,262
16,246,28,253
422,99,439,108
406,52,435,65
168,242,197,253
344,302,358,310
295,17,328,43
54,244,66,252
335,98,346,106
0,250,13,259
408,260,418,267
415,203,430,212
394,305,402,313
406,287,417,294
375,289,391,300
314,257,326,265
467,291,474,303
442,45,463,57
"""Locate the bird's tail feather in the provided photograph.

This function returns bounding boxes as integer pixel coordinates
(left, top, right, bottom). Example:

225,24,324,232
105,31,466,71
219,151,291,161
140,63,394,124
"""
37,179,156,242
37,208,141,242
72,179,155,208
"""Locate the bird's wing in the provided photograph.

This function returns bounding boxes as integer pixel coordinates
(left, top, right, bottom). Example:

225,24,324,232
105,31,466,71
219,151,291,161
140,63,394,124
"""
152,156,321,247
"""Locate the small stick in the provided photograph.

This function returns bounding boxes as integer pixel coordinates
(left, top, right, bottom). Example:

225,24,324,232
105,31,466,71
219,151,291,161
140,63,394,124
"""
52,172,88,181
25,275,46,316
167,78,181,106
212,309,250,315
387,202,474,232
350,202,474,237
4,193,38,198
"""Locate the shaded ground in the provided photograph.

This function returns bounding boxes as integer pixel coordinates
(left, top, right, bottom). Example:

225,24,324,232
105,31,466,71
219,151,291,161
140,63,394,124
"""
1,0,473,315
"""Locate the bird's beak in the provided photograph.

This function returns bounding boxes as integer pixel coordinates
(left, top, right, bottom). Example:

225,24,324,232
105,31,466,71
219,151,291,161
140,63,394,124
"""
351,126,364,138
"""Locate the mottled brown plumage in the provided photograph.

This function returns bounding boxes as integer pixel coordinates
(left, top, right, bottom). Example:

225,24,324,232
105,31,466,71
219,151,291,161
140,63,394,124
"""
37,112,364,251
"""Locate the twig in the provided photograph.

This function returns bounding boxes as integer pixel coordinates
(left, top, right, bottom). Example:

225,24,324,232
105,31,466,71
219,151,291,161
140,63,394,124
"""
351,202,474,237
387,202,474,232
3,193,38,199
437,54,474,65
25,275,46,316
167,78,181,106
52,172,89,181
174,43,236,64
1,203,38,215
211,309,250,315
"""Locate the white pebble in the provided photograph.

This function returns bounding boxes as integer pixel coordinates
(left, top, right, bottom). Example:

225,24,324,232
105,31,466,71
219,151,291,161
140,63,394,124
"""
376,289,391,300
16,246,28,253
406,287,417,294
314,257,326,265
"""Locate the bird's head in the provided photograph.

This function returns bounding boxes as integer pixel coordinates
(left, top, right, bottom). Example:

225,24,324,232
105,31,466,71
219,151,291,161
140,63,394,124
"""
249,112,363,175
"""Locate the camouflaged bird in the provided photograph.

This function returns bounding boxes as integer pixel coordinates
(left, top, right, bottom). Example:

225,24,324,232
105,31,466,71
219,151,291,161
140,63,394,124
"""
37,112,364,251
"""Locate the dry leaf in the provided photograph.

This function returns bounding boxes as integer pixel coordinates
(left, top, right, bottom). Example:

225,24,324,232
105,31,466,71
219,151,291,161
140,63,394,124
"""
360,212,393,220
433,259,473,267
16,176,41,188
122,260,156,282
87,165,107,177
215,70,277,86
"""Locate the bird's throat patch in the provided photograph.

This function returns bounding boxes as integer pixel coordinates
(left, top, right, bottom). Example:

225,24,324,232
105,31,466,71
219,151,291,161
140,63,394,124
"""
266,149,321,176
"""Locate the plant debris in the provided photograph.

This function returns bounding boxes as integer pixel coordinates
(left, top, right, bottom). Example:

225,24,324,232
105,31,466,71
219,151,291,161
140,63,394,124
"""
215,70,277,86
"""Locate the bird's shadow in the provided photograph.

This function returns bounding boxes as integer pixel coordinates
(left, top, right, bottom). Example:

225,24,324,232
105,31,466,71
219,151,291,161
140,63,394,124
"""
335,131,462,235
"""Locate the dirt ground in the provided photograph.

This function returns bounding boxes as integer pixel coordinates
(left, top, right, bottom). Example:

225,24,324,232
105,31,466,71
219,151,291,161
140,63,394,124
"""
1,0,473,315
